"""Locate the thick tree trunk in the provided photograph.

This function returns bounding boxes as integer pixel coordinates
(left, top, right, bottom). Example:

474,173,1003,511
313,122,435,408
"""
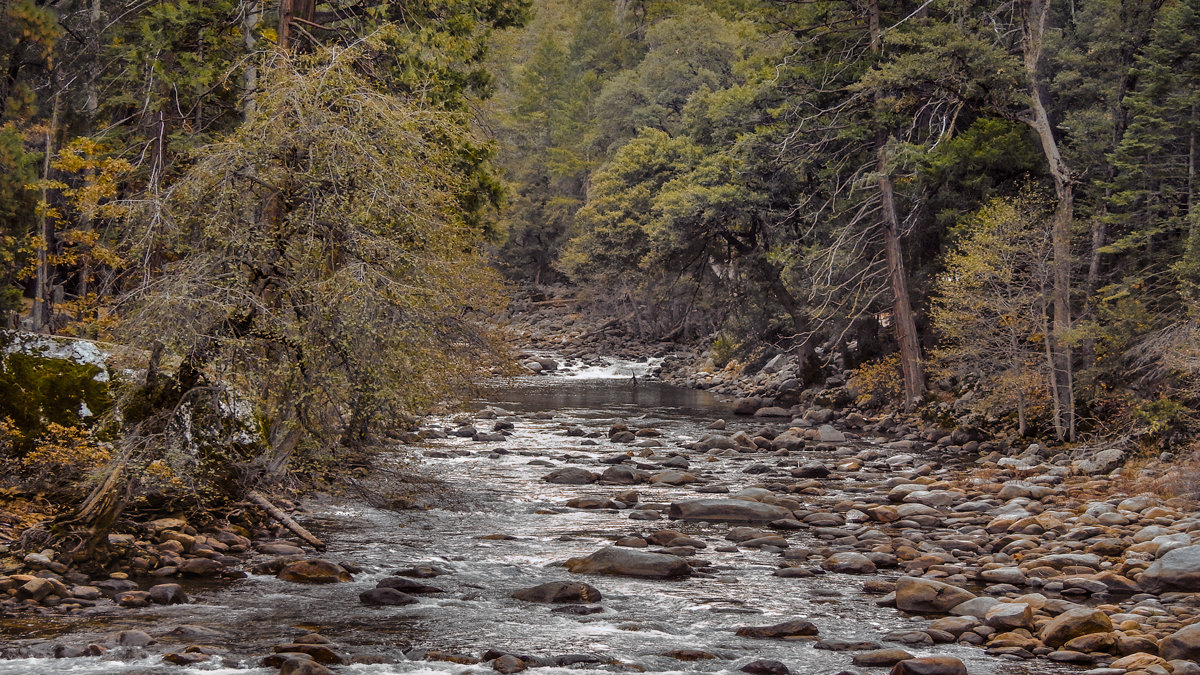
1022,0,1075,441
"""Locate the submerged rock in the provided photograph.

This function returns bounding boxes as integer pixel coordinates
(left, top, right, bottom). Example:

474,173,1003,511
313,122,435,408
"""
511,581,602,604
735,619,819,639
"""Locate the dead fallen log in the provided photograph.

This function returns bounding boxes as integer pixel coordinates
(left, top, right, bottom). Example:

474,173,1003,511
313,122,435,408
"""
247,490,326,551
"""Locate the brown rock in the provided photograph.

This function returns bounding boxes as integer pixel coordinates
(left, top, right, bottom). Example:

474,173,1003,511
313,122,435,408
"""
895,577,976,614
1039,608,1113,648
277,560,351,584
1159,623,1200,661
735,619,819,639
511,581,602,604
889,656,968,675
852,649,914,666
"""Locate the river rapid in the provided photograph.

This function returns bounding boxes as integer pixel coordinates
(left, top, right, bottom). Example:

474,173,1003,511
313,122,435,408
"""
0,359,1077,675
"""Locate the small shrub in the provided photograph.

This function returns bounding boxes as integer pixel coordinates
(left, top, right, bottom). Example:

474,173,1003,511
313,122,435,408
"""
1132,396,1193,448
848,354,903,407
21,422,111,498
711,333,741,369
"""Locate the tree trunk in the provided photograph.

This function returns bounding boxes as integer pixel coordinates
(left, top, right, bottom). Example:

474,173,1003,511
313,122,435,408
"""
32,93,59,333
1022,0,1075,441
869,0,925,410
241,0,260,121
77,0,102,313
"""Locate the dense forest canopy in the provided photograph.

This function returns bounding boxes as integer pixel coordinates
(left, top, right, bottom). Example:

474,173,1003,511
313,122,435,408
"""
1,0,1199,482
487,0,1200,444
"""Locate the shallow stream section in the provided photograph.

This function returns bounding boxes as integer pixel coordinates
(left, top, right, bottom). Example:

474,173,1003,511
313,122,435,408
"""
0,366,1078,674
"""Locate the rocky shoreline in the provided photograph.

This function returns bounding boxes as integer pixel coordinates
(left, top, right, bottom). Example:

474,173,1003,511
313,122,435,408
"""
1,298,1199,675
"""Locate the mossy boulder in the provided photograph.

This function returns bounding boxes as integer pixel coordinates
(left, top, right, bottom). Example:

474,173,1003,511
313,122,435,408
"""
0,331,114,453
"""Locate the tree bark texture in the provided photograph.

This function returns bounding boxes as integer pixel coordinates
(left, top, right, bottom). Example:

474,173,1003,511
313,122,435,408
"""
1022,0,1075,440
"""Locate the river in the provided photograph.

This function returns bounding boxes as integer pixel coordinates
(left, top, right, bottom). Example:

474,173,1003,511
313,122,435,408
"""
0,359,1077,674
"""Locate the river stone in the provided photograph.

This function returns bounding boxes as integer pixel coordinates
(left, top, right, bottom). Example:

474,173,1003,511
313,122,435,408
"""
740,659,790,675
822,552,876,574
116,590,152,607
15,578,54,602
359,588,418,606
889,656,968,675
668,499,792,522
735,619,819,638
277,560,352,584
179,557,224,576
734,398,765,415
542,468,598,484
113,630,154,647
564,547,691,578
852,649,914,667
984,602,1033,630
650,470,698,485
1039,608,1113,648
511,581,602,603
274,644,345,664
377,577,443,594
1160,623,1200,661
817,425,845,443
491,654,527,673
979,567,1026,585
279,656,332,675
162,653,210,666
895,577,976,613
949,596,1000,618
600,466,640,484
1138,544,1200,593
148,583,187,605
258,542,306,555
164,625,227,640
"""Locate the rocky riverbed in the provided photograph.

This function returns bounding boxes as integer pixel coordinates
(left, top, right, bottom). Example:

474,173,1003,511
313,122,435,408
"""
2,363,1200,675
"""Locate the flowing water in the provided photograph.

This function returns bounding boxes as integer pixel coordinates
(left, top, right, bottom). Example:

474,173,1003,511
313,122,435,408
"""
0,360,1078,674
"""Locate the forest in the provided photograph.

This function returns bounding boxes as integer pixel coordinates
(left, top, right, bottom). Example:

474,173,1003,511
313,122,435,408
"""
487,0,1200,447
1,0,1199,522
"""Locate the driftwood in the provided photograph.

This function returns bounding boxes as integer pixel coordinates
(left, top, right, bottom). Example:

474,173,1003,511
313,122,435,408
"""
247,490,326,551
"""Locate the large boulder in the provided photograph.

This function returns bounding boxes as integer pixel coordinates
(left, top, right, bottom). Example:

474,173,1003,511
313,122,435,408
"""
511,581,602,604
1160,623,1200,661
1039,608,1113,648
668,499,792,523
564,547,691,578
1139,545,1200,593
894,577,975,614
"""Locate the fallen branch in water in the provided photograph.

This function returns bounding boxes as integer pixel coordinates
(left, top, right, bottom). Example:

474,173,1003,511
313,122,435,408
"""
247,490,326,551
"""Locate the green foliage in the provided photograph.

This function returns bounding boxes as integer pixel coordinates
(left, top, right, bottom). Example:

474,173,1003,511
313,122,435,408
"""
117,42,508,457
0,123,37,319
848,354,903,408
1132,396,1194,447
710,333,740,369
0,336,113,456
931,192,1057,434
